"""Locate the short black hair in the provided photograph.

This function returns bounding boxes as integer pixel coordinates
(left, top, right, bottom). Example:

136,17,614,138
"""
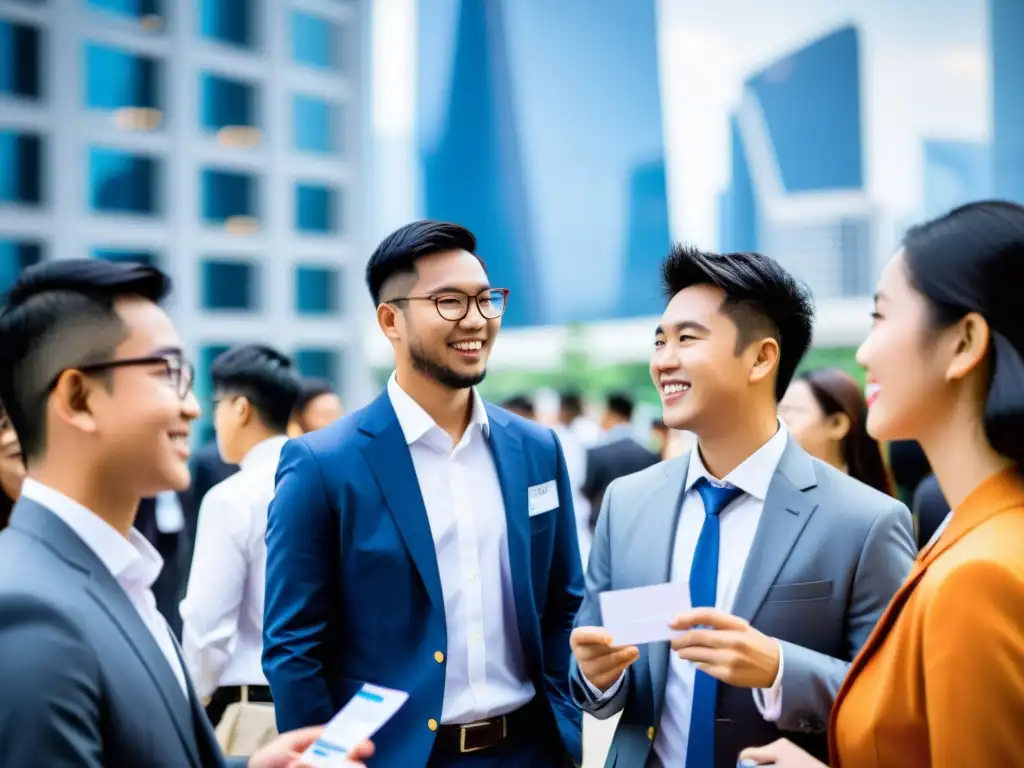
211,345,301,433
501,395,535,418
559,391,583,417
365,220,480,305
606,392,634,420
293,378,336,415
660,244,815,399
0,259,171,461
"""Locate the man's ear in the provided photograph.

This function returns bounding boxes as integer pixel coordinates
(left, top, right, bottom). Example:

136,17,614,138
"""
50,369,100,436
378,302,402,344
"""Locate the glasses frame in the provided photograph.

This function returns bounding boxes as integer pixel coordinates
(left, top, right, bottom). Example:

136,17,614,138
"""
52,355,195,399
389,288,510,322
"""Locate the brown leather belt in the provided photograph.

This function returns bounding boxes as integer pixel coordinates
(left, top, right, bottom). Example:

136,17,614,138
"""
434,704,535,755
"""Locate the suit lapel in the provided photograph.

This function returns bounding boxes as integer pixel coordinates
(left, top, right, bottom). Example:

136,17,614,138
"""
358,392,445,612
11,501,202,768
485,405,541,671
731,441,818,623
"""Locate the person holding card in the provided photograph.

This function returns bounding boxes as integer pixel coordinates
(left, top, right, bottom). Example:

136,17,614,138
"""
264,221,584,767
0,260,371,768
569,246,916,768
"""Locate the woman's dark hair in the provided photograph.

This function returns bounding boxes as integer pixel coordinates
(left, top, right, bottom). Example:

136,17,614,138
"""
0,406,15,531
799,367,895,496
902,200,1024,466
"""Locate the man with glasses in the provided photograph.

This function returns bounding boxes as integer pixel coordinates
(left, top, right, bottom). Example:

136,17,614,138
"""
0,260,371,767
265,220,585,767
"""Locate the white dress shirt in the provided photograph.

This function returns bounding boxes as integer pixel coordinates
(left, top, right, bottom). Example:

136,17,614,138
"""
20,478,189,697
553,423,592,567
388,373,534,724
586,423,789,766
179,435,286,698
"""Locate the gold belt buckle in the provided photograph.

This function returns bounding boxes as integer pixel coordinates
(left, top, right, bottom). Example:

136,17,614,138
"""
459,717,506,754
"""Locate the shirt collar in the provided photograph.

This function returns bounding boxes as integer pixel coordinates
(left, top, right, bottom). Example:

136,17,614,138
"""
684,419,789,500
387,371,490,446
21,478,164,589
240,434,289,470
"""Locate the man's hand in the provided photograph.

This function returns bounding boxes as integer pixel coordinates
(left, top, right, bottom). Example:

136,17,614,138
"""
669,608,780,689
570,626,639,692
248,728,374,768
738,738,827,767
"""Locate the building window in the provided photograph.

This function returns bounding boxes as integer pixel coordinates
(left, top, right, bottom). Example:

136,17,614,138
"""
89,147,159,215
200,73,257,137
200,258,259,311
295,265,340,315
0,21,42,100
93,248,157,266
293,94,339,154
88,0,162,26
85,43,160,119
294,348,340,389
199,0,254,50
196,342,232,445
201,169,257,228
0,239,43,296
291,10,341,71
0,131,43,206
295,183,338,234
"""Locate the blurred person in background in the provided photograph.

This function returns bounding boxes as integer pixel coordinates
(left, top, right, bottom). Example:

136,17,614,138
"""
265,221,584,767
742,201,1024,767
180,344,302,731
887,438,931,504
779,367,895,496
571,246,914,768
581,392,659,527
181,435,239,578
287,378,343,437
911,472,950,549
501,394,536,420
553,390,594,566
0,406,24,530
0,260,361,767
558,390,600,447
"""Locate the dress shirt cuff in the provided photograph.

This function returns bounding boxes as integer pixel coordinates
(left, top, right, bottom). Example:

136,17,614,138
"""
752,639,784,722
582,669,625,704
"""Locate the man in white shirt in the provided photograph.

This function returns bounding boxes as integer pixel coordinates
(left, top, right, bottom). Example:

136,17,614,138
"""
181,344,302,725
569,247,915,767
0,260,370,767
264,221,584,767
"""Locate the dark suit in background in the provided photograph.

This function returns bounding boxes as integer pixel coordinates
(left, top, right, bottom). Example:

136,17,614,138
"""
135,494,189,639
582,430,659,530
912,473,950,549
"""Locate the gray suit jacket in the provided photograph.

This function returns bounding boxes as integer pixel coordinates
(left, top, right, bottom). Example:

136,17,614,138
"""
0,498,245,768
570,440,915,768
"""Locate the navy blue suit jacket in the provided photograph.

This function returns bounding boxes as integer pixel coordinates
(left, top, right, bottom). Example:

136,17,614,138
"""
263,391,584,767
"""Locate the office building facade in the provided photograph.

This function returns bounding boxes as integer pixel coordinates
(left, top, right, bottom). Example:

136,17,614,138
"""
0,0,369,441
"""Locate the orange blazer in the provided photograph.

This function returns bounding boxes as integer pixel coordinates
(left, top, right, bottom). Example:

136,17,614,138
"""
829,468,1024,767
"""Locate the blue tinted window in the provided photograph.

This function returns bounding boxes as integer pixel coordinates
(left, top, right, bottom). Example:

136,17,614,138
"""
0,131,43,205
93,248,157,265
291,10,339,70
89,148,159,214
89,0,161,20
0,21,41,99
201,169,256,223
201,259,259,310
295,265,339,315
200,73,256,130
85,43,159,111
295,184,338,233
294,348,339,388
199,0,253,49
0,240,43,296
293,95,337,154
196,342,232,444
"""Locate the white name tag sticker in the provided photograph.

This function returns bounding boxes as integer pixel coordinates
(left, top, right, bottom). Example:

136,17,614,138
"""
528,480,559,516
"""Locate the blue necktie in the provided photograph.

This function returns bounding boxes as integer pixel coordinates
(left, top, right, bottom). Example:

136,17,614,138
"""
685,477,744,768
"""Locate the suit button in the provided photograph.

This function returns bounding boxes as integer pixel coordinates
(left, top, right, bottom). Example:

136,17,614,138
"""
428,718,438,732
434,651,445,664
648,726,655,741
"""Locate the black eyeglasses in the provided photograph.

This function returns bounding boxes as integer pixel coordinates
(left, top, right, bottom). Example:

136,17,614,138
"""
389,288,509,321
50,355,195,400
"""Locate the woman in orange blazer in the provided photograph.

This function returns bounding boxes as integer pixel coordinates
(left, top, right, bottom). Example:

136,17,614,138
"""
740,200,1024,767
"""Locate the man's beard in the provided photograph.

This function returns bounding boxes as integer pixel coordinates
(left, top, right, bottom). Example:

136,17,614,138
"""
410,342,486,390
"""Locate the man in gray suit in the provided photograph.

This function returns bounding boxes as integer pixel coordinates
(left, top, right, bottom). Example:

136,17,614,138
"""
0,260,372,767
569,247,915,768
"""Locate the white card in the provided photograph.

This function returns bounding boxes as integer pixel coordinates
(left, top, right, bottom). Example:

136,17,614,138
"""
599,581,692,646
528,480,559,516
299,683,409,767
